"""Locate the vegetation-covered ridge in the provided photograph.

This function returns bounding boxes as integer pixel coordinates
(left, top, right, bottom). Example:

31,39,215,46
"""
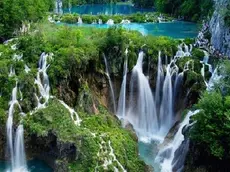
58,12,174,24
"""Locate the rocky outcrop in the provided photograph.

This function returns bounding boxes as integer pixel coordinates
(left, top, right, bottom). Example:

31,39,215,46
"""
209,0,230,57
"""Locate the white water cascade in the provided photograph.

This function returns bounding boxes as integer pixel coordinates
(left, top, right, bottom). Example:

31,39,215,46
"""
116,51,184,141
200,51,213,86
13,125,27,172
34,52,50,109
156,60,219,172
78,17,83,24
117,48,128,119
55,0,63,14
159,64,174,136
59,100,81,126
155,52,164,109
106,19,114,25
6,84,28,172
126,52,158,139
103,54,116,113
156,110,200,172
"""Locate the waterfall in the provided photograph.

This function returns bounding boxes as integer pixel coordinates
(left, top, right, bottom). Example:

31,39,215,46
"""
78,17,83,24
106,19,114,25
24,64,31,73
120,20,131,24
6,84,28,171
59,100,81,126
6,85,19,167
34,52,50,109
103,54,116,113
55,0,63,14
117,49,128,119
200,51,212,86
159,64,173,136
13,125,27,171
68,1,72,13
9,66,15,77
126,52,158,139
155,52,164,111
207,67,222,91
98,19,103,24
156,110,200,172
174,44,185,59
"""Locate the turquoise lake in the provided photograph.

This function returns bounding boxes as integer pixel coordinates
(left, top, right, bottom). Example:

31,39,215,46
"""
0,159,53,172
60,21,199,39
64,4,154,15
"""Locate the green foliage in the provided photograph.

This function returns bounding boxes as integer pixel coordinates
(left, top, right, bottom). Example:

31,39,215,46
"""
191,91,230,159
154,0,214,21
0,0,53,40
224,5,230,27
60,12,174,24
24,99,147,171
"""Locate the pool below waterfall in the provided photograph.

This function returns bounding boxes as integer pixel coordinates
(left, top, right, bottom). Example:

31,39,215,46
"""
0,159,53,172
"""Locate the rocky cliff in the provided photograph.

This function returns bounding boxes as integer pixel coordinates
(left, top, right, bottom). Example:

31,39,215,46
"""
210,0,230,57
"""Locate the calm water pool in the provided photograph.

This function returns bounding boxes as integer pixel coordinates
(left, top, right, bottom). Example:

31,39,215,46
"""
59,21,198,38
0,159,53,172
64,4,154,15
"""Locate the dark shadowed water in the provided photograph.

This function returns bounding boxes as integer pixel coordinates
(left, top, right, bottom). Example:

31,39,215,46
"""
0,159,53,172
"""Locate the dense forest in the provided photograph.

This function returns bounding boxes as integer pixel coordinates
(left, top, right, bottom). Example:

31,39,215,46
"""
0,0,230,171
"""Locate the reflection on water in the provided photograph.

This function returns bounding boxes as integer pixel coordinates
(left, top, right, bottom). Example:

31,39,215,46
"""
64,4,154,15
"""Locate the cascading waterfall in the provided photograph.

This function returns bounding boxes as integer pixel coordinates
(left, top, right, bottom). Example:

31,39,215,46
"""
6,85,18,168
55,0,63,14
159,64,173,136
117,50,186,141
126,52,158,139
156,110,200,172
155,51,164,111
6,84,28,171
106,19,114,25
200,51,213,86
117,48,128,119
78,17,83,24
13,125,27,172
156,60,219,172
103,54,116,113
34,52,50,109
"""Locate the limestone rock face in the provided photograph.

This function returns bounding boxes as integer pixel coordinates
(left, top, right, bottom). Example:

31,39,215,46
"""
209,0,230,57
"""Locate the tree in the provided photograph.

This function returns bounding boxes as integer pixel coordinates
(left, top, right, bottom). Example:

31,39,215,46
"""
0,0,53,41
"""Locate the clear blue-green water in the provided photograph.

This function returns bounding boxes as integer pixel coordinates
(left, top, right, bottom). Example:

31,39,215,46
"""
64,4,154,15
0,159,53,172
60,21,198,38
139,141,161,171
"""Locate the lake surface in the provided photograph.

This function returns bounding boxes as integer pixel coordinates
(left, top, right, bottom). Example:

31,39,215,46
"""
60,21,198,38
0,159,53,172
64,4,154,15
